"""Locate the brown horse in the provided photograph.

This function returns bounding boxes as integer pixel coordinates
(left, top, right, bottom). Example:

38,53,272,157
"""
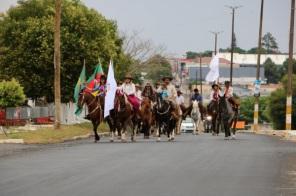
114,92,138,142
77,92,103,142
139,97,153,139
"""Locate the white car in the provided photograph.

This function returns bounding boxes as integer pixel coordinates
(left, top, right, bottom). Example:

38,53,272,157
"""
180,117,196,133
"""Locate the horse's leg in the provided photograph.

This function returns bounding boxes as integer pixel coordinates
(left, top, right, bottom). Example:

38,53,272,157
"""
157,122,162,142
231,113,238,139
212,116,216,136
92,120,100,142
106,117,115,142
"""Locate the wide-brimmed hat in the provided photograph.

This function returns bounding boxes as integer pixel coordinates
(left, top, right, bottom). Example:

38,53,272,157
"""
124,74,133,80
100,74,106,80
135,83,141,87
212,84,219,89
162,76,173,81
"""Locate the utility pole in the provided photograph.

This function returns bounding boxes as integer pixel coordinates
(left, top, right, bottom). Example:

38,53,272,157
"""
210,31,223,55
286,0,295,130
54,0,61,129
253,0,264,132
199,55,203,96
226,5,241,85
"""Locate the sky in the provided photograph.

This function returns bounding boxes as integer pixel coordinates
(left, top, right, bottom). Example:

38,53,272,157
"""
0,0,293,56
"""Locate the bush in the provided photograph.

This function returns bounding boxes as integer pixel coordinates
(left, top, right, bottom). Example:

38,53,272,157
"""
0,79,26,107
239,96,269,124
267,74,296,130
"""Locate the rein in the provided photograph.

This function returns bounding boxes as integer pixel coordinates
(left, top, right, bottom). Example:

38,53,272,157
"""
83,93,102,117
157,104,171,115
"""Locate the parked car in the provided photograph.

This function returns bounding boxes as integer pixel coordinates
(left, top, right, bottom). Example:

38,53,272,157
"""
180,117,196,133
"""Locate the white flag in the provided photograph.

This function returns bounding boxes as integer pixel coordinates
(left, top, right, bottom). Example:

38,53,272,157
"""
104,61,117,118
205,55,220,82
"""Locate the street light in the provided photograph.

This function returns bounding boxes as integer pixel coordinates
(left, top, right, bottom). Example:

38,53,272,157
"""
225,5,242,85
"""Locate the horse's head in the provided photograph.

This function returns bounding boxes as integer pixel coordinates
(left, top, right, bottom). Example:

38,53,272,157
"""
192,100,199,108
156,93,170,113
77,91,86,109
115,91,126,110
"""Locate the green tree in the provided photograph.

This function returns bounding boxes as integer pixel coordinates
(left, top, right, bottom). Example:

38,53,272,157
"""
0,0,126,102
143,55,172,82
239,96,269,124
267,75,296,130
186,51,199,59
280,58,296,78
0,79,26,107
247,47,267,54
185,51,212,59
262,32,279,54
263,58,282,84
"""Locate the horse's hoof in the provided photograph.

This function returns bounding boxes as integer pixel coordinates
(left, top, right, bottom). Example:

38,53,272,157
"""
110,139,114,143
157,138,161,142
171,137,175,141
121,139,127,143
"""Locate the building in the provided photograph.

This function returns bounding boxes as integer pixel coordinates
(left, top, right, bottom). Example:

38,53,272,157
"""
171,52,292,85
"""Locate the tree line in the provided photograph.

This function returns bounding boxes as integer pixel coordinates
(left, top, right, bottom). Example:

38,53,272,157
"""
0,0,171,105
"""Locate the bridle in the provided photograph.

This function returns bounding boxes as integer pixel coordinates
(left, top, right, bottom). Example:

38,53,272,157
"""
80,93,102,116
156,96,171,115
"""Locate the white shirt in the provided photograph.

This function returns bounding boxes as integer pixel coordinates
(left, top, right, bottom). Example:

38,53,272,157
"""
210,90,222,101
121,83,136,95
224,86,233,98
136,90,142,100
176,95,185,105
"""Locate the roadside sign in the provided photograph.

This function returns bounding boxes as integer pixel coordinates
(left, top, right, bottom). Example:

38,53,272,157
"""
253,79,261,97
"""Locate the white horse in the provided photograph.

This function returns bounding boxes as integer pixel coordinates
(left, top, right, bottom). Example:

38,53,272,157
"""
191,100,203,135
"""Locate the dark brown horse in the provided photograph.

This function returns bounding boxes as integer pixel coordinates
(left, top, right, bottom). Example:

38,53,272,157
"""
207,100,220,136
77,92,103,142
139,97,153,139
114,92,138,142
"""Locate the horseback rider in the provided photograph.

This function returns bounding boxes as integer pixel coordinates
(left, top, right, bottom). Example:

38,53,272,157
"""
84,73,101,94
121,74,140,111
156,76,179,119
176,90,185,114
191,88,203,102
83,74,106,120
142,82,156,102
92,75,107,97
208,83,222,111
223,81,239,109
135,84,143,102
191,88,204,120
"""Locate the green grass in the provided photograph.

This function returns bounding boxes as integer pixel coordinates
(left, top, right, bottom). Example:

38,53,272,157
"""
0,122,110,144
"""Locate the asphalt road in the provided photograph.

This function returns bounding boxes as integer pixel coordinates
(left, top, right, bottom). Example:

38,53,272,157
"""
1,133,296,196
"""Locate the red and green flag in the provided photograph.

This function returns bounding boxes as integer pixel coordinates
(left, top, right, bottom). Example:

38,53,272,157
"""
87,63,104,83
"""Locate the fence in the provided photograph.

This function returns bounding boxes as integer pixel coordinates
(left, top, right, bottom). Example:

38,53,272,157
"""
1,102,88,126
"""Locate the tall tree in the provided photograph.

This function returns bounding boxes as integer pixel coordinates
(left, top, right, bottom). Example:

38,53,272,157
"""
0,0,125,102
54,0,61,129
262,32,279,53
263,58,281,84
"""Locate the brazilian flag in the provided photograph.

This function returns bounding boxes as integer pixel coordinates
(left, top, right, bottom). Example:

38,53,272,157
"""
74,65,86,115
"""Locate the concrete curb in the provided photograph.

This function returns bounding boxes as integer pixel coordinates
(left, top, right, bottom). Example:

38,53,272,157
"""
0,139,24,144
0,132,111,144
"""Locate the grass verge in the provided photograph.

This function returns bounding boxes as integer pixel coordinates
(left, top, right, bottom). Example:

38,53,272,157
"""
0,122,109,144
